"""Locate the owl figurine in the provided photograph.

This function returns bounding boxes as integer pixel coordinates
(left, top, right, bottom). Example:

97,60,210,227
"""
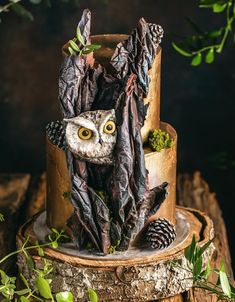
64,109,117,165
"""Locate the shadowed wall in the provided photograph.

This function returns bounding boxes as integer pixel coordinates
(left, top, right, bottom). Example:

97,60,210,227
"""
0,0,235,264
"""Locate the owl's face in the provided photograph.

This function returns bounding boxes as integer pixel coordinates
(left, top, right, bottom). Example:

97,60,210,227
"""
64,109,117,165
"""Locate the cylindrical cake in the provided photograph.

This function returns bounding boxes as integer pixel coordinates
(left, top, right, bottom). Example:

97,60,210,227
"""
47,34,177,236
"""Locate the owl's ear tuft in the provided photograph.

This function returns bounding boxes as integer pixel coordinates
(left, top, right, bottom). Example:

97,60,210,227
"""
63,117,77,124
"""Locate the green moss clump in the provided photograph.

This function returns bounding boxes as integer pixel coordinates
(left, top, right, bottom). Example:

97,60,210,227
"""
148,129,173,152
63,191,71,199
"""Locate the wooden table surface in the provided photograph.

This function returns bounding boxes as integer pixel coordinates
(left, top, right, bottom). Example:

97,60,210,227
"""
0,172,233,302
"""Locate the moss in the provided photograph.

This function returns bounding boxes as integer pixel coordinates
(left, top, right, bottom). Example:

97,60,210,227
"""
96,190,109,205
108,240,120,254
63,191,71,199
148,129,173,152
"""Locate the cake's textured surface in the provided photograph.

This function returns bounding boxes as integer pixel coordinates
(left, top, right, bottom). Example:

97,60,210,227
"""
46,9,177,255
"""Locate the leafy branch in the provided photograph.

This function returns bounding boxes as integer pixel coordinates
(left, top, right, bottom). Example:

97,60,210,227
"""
0,227,98,302
65,27,101,56
172,235,235,300
172,0,235,66
0,229,73,302
0,0,80,22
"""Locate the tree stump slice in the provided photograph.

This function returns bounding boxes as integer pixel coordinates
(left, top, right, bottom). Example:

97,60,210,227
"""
177,172,234,302
16,207,214,302
7,171,231,301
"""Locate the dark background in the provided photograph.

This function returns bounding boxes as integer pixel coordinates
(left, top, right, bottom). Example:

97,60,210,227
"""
0,0,235,268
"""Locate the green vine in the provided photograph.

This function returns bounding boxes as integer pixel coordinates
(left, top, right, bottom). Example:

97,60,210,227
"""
148,129,173,152
172,0,235,66
172,235,235,300
0,228,98,302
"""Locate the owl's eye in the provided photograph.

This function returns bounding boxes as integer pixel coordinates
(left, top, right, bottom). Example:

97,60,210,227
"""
78,127,93,140
104,120,116,134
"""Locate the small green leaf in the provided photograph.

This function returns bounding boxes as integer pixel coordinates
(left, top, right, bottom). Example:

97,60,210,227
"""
35,276,53,299
68,47,76,55
81,49,93,55
172,43,192,57
190,235,197,262
88,288,98,302
69,40,80,52
20,273,29,288
20,296,30,302
56,291,73,302
202,261,211,280
84,44,101,50
51,241,58,249
15,289,31,296
37,246,44,257
11,4,34,21
26,256,34,271
197,239,213,257
184,245,191,262
76,27,85,46
219,262,231,298
0,269,9,284
193,256,203,276
51,228,59,235
207,28,223,39
191,53,202,66
213,3,227,13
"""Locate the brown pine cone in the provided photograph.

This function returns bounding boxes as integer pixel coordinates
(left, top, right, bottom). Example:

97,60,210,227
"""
46,121,66,150
146,218,176,249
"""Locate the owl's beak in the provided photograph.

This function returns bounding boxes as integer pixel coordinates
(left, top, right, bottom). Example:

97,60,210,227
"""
99,138,103,144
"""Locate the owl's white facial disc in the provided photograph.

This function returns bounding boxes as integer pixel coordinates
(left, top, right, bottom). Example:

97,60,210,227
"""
64,109,116,164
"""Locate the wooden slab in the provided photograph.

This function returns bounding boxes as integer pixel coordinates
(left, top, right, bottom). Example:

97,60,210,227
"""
177,172,234,302
17,207,214,301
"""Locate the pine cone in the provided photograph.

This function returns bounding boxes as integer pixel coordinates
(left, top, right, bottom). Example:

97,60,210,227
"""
146,218,176,250
149,23,164,45
46,121,66,150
